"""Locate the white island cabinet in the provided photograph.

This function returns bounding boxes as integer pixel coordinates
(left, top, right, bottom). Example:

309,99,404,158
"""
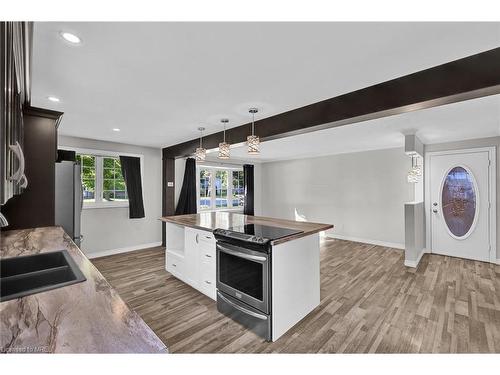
162,212,333,342
166,222,216,300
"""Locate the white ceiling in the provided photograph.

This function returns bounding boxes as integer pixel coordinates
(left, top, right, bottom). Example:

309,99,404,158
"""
31,22,500,151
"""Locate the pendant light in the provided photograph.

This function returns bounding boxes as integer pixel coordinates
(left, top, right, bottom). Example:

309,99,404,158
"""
407,155,422,183
247,108,260,154
218,118,230,159
195,127,206,162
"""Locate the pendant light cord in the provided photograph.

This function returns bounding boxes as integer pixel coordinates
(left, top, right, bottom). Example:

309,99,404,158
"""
252,112,255,136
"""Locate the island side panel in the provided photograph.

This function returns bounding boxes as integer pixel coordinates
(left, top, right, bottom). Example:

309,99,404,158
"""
271,233,321,341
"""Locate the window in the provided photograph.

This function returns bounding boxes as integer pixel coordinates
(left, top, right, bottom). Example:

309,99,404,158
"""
78,154,96,203
441,166,477,238
215,170,228,208
198,166,244,211
102,157,128,202
75,151,135,208
232,170,244,208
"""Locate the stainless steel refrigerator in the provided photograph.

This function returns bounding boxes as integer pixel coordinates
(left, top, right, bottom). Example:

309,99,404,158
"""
55,161,83,247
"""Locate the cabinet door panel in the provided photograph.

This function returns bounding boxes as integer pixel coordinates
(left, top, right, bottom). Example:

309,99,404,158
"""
199,264,216,300
166,251,185,279
184,227,200,288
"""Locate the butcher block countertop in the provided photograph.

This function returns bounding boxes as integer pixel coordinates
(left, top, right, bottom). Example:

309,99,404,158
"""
160,212,333,245
0,226,167,353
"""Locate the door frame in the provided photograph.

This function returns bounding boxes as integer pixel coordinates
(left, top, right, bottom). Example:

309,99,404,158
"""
425,146,496,263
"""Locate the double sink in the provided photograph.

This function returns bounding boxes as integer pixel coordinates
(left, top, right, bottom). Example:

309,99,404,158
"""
0,250,86,302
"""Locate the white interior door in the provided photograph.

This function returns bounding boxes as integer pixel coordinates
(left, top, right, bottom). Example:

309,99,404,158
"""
429,149,493,262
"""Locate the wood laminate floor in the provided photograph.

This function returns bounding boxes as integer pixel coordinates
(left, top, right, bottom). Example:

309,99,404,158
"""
92,238,500,353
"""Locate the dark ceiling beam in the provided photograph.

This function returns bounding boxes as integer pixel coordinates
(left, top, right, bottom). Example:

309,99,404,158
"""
163,47,500,159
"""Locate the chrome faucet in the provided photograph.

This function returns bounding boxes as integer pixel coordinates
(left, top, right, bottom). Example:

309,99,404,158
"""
0,212,9,227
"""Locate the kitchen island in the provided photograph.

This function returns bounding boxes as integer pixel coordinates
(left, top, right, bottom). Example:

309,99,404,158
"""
161,212,333,341
0,226,167,353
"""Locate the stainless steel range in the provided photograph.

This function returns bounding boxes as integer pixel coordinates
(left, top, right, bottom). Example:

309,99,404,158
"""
214,224,303,341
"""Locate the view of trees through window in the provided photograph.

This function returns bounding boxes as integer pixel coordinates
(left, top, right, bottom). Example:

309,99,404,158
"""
199,167,244,210
215,170,228,208
199,169,212,210
232,170,244,208
103,157,128,201
78,154,96,202
77,154,128,204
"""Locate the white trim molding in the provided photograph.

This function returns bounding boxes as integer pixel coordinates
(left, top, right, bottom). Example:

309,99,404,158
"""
85,241,162,259
325,234,404,250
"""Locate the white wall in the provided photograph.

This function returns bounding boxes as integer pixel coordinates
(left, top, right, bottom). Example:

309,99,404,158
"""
59,135,163,257
260,148,411,248
425,136,500,260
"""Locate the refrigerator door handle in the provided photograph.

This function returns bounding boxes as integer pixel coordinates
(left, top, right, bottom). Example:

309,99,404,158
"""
80,183,84,210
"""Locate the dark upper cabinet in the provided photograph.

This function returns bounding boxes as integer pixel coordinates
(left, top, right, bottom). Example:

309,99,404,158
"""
1,107,63,230
1,22,33,206
1,22,65,230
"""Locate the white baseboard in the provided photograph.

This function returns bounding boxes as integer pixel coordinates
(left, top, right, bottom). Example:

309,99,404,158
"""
325,234,404,250
404,248,428,268
496,259,500,265
86,241,163,259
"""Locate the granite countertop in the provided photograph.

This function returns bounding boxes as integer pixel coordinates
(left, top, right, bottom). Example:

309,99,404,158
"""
160,212,333,245
0,226,167,353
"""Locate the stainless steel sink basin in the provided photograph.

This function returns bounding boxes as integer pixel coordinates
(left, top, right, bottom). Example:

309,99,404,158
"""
0,250,86,302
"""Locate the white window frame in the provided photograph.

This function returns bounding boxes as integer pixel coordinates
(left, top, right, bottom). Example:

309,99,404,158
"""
60,146,144,209
196,164,244,212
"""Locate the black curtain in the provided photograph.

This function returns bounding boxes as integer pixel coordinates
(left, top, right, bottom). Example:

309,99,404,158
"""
120,156,145,219
175,158,197,215
243,164,254,216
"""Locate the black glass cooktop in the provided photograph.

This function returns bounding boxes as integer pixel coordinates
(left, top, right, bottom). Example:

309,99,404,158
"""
227,224,303,241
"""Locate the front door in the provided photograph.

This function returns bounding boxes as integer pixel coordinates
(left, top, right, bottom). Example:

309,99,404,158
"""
429,148,494,262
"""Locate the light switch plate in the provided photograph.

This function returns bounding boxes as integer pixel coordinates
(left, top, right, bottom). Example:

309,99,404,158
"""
167,182,174,187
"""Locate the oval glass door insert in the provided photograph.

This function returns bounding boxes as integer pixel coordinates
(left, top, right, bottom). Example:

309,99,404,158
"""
441,166,477,238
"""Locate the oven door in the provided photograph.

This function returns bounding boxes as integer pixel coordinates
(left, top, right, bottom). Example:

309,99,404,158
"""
216,241,269,313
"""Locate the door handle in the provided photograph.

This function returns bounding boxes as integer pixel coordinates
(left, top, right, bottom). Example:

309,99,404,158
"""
195,233,199,244
216,243,267,262
8,141,26,185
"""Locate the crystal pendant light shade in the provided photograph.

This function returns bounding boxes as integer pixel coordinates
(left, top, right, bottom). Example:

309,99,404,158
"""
247,108,260,154
195,127,206,162
407,155,422,183
247,135,260,154
218,142,230,159
195,146,206,162
218,119,230,159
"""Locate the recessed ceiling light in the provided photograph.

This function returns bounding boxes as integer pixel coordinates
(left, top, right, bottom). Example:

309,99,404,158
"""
112,128,121,132
47,96,60,102
60,31,81,44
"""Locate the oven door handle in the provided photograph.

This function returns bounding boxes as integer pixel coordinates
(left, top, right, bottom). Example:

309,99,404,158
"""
217,291,268,320
216,243,267,262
